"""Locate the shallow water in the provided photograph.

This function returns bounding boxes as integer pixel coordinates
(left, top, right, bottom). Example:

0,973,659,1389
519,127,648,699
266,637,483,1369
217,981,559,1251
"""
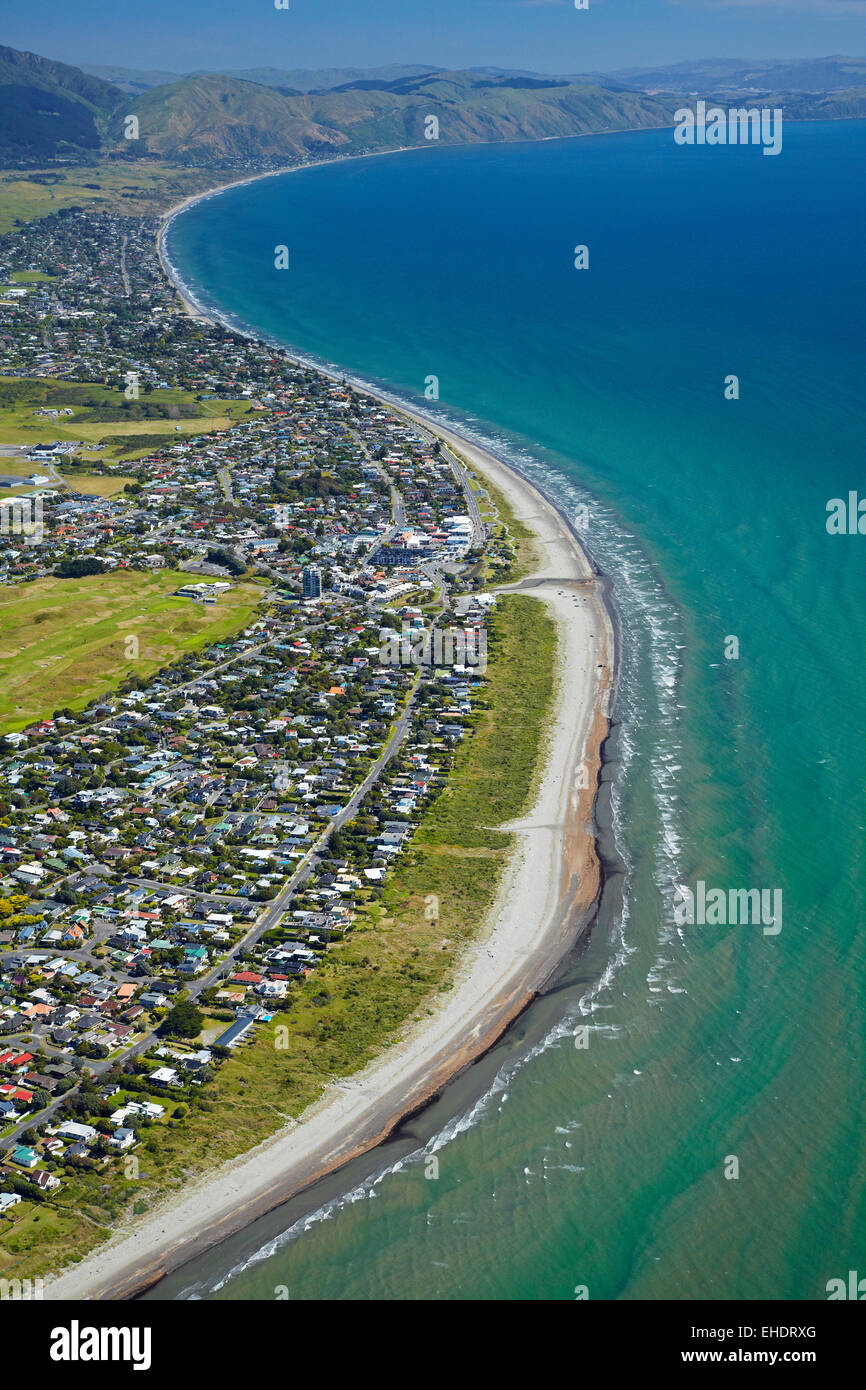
158,122,866,1300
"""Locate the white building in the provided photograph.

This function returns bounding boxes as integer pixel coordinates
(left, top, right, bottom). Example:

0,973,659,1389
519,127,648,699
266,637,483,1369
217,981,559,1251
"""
56,1121,98,1143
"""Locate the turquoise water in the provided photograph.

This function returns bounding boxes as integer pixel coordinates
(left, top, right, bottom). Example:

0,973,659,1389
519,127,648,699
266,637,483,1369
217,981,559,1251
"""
163,123,866,1300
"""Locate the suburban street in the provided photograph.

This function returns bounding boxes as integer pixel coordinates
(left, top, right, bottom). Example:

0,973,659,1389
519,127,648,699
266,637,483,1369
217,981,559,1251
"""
0,423,434,1152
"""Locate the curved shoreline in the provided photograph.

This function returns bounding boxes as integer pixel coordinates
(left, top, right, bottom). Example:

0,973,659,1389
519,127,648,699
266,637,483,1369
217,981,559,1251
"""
44,171,619,1300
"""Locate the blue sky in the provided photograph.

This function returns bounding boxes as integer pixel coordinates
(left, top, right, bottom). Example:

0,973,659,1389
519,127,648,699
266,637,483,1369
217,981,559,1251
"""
3,0,865,74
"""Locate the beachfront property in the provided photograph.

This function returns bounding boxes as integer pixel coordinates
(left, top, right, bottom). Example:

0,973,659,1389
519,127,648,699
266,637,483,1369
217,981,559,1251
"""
0,204,515,1271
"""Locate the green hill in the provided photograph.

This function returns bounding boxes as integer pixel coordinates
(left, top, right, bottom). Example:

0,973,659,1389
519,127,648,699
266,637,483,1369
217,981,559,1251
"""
4,45,866,173
0,44,119,159
117,74,350,161
0,48,676,168
103,69,675,165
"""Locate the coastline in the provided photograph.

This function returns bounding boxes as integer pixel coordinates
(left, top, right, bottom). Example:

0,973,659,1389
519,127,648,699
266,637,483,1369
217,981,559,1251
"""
154,123,673,303
156,146,428,299
44,175,617,1301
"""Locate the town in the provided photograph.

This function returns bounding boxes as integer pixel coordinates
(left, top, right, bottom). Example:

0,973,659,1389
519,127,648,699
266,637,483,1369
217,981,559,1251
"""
0,203,529,1278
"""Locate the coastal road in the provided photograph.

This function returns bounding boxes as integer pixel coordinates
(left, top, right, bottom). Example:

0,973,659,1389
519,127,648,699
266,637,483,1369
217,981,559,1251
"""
441,440,485,544
395,416,486,547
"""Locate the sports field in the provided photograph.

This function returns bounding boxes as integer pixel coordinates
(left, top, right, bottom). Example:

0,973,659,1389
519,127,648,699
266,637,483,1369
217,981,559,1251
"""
0,458,128,499
0,377,251,464
0,569,261,733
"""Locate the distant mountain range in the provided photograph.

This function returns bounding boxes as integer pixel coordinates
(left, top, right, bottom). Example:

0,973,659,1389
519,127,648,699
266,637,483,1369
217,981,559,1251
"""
602,54,866,94
80,63,445,96
81,54,866,97
3,44,866,169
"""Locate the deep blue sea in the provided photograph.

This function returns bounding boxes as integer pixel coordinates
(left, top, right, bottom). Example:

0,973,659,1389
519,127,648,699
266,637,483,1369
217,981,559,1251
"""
160,122,866,1300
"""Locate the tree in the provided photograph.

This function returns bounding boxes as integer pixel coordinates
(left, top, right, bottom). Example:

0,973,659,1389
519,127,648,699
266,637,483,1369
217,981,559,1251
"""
206,546,245,577
163,1000,204,1039
55,557,107,578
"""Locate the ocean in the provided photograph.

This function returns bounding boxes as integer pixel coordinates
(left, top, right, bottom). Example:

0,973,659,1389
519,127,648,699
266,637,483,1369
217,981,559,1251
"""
156,121,866,1300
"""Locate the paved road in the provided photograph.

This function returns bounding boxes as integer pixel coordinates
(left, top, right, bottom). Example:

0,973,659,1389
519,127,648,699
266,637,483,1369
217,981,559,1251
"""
443,442,485,545
351,429,407,559
0,674,421,1153
217,465,234,505
398,418,486,548
120,235,131,298
118,877,253,907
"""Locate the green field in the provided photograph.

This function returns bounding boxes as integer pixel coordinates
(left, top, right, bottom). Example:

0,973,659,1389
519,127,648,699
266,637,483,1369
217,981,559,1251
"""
8,270,57,284
0,377,251,463
0,458,128,500
0,569,261,733
0,162,234,236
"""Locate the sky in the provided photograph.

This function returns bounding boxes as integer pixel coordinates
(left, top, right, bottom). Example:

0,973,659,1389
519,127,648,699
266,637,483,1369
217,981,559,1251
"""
2,0,865,75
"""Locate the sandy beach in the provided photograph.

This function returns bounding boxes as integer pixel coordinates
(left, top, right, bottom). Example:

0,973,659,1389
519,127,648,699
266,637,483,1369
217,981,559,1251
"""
44,183,615,1301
